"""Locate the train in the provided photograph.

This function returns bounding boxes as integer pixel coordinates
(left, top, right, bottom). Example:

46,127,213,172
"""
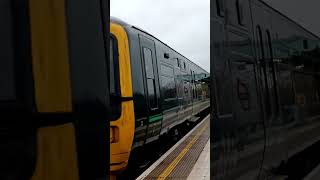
1,0,110,179
211,0,320,179
110,17,210,175
1,0,209,179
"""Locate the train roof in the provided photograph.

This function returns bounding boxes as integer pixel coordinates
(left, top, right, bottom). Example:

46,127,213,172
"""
110,16,209,74
110,16,130,27
258,0,320,40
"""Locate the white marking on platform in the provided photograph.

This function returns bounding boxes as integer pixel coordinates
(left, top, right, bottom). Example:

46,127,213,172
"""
187,138,210,180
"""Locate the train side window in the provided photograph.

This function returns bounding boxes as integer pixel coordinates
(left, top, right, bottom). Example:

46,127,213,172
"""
161,64,174,76
143,47,157,109
236,0,245,26
161,76,176,99
180,59,186,71
109,34,121,120
144,48,155,78
160,64,177,109
176,58,180,68
216,0,225,17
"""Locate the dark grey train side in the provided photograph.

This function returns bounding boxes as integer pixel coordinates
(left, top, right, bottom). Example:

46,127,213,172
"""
112,18,210,150
211,0,320,179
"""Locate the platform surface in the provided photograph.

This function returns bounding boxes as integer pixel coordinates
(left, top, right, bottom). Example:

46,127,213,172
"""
187,139,210,180
136,115,210,180
303,163,320,180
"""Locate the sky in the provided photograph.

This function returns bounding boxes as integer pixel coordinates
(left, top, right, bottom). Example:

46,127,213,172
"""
110,0,210,72
263,0,320,37
111,0,320,73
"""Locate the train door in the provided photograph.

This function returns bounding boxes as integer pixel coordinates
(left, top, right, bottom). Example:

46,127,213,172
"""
139,35,162,143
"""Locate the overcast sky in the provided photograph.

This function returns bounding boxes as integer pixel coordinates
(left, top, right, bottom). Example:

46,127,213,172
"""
111,0,319,73
110,0,210,72
263,0,320,37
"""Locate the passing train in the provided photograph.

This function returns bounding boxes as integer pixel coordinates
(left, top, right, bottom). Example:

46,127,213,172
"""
110,17,210,175
1,0,208,179
1,0,111,180
211,0,320,179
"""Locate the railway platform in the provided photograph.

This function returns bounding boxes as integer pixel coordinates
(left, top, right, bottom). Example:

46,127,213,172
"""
136,115,210,180
303,162,320,180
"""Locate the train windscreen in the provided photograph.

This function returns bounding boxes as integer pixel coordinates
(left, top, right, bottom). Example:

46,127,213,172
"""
109,34,121,121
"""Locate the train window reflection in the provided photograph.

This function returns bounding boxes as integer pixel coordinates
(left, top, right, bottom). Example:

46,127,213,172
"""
147,79,157,108
161,76,176,100
143,48,154,78
161,64,174,76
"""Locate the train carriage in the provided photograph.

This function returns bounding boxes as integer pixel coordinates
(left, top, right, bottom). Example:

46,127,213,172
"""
211,0,320,179
1,1,209,178
1,0,111,179
110,17,210,175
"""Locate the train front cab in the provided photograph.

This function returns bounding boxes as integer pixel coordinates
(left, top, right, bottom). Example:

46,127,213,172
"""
2,0,114,179
110,22,135,173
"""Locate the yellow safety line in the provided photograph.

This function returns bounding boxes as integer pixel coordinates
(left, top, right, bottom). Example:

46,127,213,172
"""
157,122,209,180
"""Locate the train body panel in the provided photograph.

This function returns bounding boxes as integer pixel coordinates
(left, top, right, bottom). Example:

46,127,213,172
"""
211,0,320,179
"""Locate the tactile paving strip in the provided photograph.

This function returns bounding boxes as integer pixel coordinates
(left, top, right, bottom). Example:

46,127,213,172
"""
143,117,210,180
